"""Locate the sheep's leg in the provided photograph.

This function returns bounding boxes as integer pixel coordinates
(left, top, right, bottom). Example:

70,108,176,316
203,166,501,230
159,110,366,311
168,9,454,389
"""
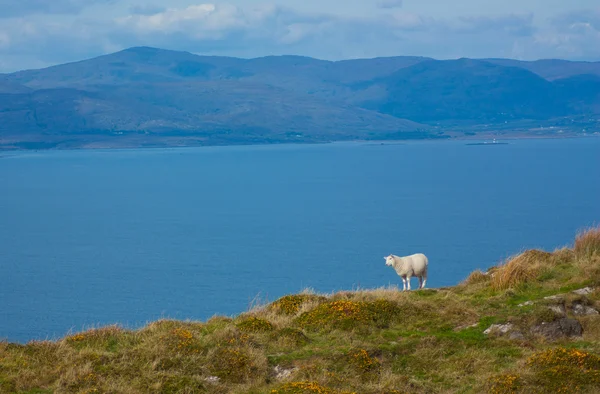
407,277,411,291
421,278,427,289
418,276,423,289
401,277,407,291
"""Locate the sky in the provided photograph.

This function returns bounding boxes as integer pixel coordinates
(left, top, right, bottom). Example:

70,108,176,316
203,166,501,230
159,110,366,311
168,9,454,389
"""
0,0,599,72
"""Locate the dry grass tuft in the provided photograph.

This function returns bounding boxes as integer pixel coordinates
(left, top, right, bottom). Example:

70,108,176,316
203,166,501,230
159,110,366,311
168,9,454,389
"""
491,250,552,291
462,270,490,286
207,345,267,384
574,226,600,258
271,327,309,348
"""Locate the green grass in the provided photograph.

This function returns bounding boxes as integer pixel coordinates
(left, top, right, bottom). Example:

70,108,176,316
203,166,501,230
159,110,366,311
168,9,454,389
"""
1,227,600,393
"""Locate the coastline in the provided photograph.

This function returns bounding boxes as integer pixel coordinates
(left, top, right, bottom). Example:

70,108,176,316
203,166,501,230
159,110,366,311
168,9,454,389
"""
1,131,598,154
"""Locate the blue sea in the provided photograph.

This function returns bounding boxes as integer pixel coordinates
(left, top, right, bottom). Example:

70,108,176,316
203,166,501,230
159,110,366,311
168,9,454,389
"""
1,138,599,343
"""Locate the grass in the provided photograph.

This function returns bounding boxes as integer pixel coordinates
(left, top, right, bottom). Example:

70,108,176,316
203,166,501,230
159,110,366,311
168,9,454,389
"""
1,227,600,393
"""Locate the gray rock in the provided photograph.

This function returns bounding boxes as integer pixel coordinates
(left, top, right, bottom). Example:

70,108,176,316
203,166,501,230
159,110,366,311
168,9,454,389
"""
274,365,297,380
531,318,583,340
204,376,220,383
572,303,599,316
548,304,567,316
483,323,524,340
573,287,595,296
484,323,514,335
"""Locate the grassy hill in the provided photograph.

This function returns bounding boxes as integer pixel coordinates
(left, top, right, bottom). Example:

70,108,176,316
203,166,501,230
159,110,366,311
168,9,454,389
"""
1,227,600,393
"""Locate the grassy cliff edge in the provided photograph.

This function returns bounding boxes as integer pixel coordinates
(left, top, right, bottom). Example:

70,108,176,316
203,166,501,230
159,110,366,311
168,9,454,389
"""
2,227,600,394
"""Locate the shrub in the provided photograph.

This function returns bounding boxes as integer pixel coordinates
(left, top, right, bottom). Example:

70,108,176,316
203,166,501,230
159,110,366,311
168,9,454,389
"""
527,347,600,371
162,327,201,354
574,227,600,258
525,348,600,392
236,317,274,333
486,373,521,394
270,381,356,394
491,250,552,290
270,295,327,315
296,299,402,331
347,349,381,379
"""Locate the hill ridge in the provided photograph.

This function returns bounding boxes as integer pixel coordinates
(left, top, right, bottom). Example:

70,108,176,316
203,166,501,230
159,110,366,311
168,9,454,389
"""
1,47,599,150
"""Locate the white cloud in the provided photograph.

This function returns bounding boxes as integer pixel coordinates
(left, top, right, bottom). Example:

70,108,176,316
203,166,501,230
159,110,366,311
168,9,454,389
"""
0,2,599,72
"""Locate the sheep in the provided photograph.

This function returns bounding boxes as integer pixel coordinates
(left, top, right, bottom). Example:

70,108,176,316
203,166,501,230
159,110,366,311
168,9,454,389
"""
384,253,428,291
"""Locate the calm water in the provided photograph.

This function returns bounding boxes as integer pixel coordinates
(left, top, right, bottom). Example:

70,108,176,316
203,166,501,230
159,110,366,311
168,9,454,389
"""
1,138,599,342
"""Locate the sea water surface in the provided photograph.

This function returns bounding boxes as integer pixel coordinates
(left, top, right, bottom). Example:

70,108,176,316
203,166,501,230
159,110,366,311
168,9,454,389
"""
1,138,599,342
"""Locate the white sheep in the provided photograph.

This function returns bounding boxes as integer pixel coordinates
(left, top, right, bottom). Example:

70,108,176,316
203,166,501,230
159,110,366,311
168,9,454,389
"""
384,253,428,291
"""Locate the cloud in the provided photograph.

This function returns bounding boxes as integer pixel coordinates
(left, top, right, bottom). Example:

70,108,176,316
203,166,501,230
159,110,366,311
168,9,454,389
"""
553,9,600,31
377,0,403,9
0,2,599,72
0,0,113,18
526,9,600,60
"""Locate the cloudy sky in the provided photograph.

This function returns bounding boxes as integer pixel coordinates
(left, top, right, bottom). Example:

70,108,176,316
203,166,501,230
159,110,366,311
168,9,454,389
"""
0,0,599,72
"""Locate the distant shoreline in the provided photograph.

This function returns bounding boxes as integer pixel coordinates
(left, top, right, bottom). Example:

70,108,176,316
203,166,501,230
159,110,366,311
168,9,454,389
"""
1,132,598,153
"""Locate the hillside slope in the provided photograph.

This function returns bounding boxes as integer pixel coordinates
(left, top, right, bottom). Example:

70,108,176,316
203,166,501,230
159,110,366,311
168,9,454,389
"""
1,227,599,393
358,59,570,122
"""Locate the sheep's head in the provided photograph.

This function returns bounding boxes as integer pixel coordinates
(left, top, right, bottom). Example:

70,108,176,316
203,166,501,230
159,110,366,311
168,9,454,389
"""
384,255,395,266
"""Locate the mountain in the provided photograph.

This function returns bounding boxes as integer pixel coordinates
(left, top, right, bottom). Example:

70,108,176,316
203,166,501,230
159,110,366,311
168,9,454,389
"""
357,58,570,123
1,47,599,150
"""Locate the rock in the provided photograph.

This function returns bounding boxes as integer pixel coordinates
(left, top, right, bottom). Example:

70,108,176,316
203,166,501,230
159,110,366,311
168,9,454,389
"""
483,323,524,340
274,365,297,380
573,287,595,296
518,301,534,307
204,376,220,383
484,323,514,335
531,318,583,340
572,302,599,316
547,304,567,316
